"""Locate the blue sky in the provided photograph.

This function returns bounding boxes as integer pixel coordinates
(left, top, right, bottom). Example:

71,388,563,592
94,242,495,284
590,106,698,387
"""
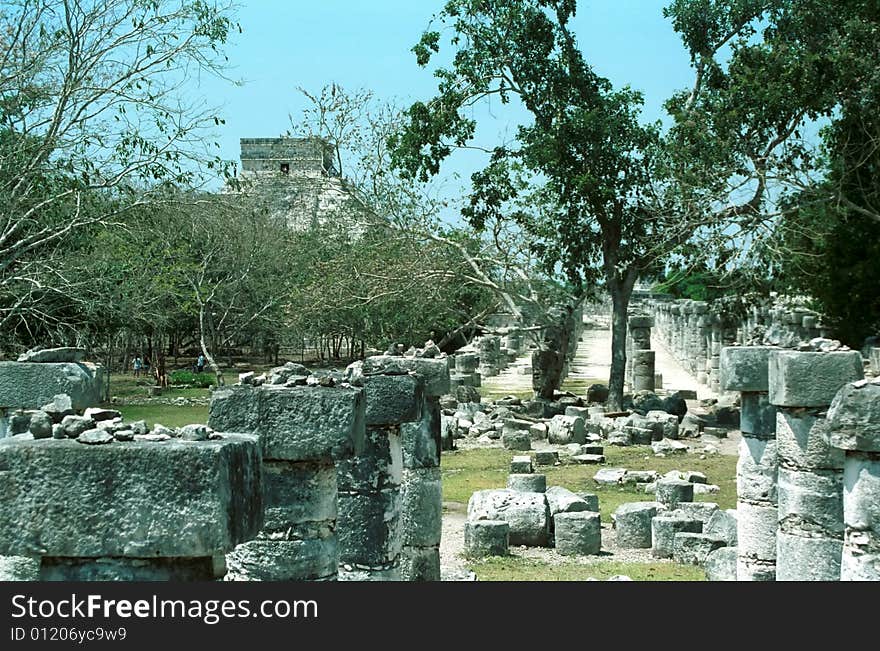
196,1,695,189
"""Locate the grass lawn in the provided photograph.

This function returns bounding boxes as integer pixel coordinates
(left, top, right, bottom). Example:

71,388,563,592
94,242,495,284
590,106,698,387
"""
468,556,706,581
116,404,209,429
107,374,213,401
441,445,737,522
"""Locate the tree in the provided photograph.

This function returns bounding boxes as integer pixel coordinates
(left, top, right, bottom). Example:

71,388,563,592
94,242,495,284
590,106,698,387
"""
772,97,880,346
0,0,239,339
390,0,880,408
389,1,706,408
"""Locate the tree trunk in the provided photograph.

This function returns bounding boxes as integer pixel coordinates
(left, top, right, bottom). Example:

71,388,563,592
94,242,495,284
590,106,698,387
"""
103,333,113,403
198,304,224,387
607,270,638,411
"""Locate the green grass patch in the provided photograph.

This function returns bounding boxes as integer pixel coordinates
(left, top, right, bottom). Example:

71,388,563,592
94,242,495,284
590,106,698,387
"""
560,377,605,395
469,555,706,581
477,388,535,401
441,445,737,521
168,370,218,388
107,374,212,402
116,404,209,429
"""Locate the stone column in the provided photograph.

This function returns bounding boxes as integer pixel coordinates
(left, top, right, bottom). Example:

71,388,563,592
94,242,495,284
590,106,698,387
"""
824,380,880,580
628,315,654,391
339,356,425,580
708,319,723,393
209,383,365,581
396,357,450,581
721,346,778,580
0,435,262,580
769,350,864,580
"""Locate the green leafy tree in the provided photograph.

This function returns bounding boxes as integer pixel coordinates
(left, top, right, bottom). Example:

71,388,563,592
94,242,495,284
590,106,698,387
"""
391,0,880,408
0,0,239,338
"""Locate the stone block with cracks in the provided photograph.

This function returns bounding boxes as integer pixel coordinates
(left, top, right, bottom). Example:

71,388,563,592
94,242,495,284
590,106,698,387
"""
0,361,103,410
209,384,365,462
719,346,775,393
468,489,550,547
768,350,863,407
0,436,262,563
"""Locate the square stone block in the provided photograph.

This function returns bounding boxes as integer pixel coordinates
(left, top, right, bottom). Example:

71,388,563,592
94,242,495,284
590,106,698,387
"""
0,435,262,558
719,346,775,392
209,384,365,462
769,351,863,407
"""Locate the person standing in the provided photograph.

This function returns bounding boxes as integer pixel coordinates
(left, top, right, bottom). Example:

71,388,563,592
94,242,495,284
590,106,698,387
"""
196,353,205,374
133,355,143,378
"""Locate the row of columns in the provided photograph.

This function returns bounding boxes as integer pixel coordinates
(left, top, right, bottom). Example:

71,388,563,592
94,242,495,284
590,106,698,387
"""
721,345,873,580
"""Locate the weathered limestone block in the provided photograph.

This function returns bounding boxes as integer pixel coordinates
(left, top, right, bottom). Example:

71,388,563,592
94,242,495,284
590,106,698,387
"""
399,547,440,582
607,429,632,446
651,515,702,558
628,315,654,329
467,489,550,547
510,455,533,474
672,533,726,565
705,509,738,546
0,436,262,559
775,532,842,581
529,422,548,440
259,461,337,535
209,384,365,461
545,486,591,516
226,536,337,582
614,502,661,549
720,346,775,392
0,361,103,410
454,352,480,374
777,413,843,470
825,382,880,580
655,479,694,509
17,347,86,363
554,512,601,556
534,450,559,466
768,350,863,407
399,467,442,549
336,426,402,492
736,436,778,504
737,557,776,582
631,350,656,392
362,374,424,426
646,410,679,440
377,357,450,398
336,489,402,568
778,466,843,528
704,546,738,581
507,473,547,493
548,414,586,445
400,397,441,469
825,381,880,452
464,520,509,558
736,501,778,561
0,555,39,581
839,450,880,580
502,430,531,451
740,392,777,437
